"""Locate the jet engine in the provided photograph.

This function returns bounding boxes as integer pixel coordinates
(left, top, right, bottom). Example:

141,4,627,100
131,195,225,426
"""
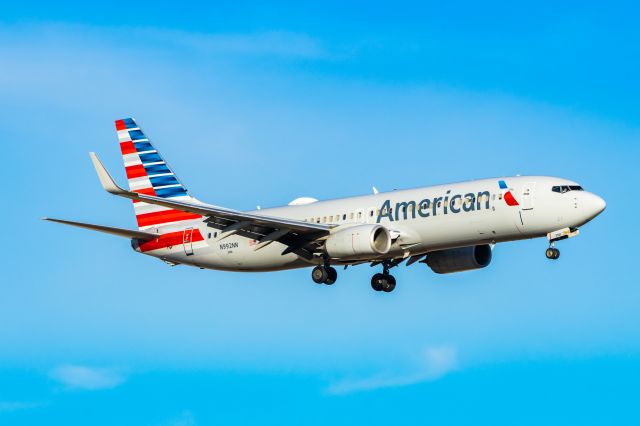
426,244,492,274
325,224,392,259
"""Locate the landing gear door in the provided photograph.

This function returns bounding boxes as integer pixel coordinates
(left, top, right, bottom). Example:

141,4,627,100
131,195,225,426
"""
183,227,194,256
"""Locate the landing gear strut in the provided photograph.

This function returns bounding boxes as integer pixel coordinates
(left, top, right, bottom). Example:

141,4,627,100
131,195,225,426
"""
311,264,337,285
371,261,397,292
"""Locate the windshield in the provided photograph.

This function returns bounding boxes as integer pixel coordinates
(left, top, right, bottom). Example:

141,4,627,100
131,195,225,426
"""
552,185,583,193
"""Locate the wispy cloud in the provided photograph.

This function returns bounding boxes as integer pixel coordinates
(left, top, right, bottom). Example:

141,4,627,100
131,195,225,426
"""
0,23,328,60
327,345,458,395
158,410,196,426
50,365,126,390
0,401,44,412
155,29,327,59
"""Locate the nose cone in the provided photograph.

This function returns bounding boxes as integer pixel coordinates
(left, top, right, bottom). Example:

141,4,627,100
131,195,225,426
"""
586,193,606,219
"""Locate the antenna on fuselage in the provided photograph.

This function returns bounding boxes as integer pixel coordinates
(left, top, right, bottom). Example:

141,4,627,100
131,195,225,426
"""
372,186,379,195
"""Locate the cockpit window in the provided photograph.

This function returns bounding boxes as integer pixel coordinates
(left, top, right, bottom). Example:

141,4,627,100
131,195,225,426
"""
552,185,584,193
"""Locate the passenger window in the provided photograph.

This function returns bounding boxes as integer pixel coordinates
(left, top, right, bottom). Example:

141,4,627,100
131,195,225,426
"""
208,233,211,239
357,212,362,220
329,215,333,222
370,210,374,217
322,217,327,223
343,214,346,220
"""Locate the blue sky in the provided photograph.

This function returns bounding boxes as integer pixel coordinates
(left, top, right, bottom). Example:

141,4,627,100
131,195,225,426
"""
1,2,639,425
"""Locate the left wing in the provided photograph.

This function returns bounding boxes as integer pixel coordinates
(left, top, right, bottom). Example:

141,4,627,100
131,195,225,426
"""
90,152,332,259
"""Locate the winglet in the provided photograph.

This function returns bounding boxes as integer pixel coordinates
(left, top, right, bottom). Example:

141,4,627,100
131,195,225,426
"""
89,152,127,195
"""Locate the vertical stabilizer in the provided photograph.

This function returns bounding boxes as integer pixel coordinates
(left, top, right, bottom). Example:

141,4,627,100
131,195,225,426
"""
115,118,202,230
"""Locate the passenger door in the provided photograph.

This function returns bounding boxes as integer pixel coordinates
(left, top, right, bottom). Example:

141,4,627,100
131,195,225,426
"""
183,227,194,256
517,182,536,231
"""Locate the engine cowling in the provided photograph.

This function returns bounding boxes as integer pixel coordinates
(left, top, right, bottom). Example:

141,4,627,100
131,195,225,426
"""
325,224,392,259
426,244,492,274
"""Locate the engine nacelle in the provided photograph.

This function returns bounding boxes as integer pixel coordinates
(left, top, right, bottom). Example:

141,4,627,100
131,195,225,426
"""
325,224,392,259
426,245,492,274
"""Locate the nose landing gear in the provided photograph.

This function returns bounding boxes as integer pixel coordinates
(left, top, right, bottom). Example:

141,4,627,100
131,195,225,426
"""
545,227,579,260
545,246,560,260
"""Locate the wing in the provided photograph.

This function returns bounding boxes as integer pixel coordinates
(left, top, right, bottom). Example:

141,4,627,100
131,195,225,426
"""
89,152,332,259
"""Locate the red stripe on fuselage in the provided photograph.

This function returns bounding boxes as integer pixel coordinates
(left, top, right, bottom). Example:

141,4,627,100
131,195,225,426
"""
126,164,147,179
136,209,202,227
137,228,204,253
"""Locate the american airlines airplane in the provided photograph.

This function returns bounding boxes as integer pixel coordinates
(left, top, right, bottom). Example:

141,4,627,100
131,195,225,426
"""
45,118,606,293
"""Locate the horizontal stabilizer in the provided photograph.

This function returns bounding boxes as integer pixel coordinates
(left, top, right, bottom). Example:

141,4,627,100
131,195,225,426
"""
43,217,159,240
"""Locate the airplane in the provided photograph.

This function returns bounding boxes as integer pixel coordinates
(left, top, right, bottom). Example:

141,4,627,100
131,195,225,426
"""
45,117,606,293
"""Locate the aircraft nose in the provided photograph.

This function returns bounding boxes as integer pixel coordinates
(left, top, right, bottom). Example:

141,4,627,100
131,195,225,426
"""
586,192,606,218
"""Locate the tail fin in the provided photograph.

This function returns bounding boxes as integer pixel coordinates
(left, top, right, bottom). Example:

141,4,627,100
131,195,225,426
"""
115,117,202,230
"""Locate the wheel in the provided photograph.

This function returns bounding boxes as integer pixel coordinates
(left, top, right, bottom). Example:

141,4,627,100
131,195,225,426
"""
312,266,328,284
546,247,560,260
371,273,385,291
324,267,337,285
382,275,396,293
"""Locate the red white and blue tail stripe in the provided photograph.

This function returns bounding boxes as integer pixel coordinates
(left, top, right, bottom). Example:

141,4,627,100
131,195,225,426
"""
116,118,202,230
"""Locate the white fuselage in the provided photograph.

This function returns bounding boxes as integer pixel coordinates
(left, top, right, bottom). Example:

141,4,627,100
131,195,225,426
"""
134,176,605,272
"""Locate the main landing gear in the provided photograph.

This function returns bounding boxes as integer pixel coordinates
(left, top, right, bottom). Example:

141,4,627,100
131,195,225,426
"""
371,261,397,293
312,264,337,285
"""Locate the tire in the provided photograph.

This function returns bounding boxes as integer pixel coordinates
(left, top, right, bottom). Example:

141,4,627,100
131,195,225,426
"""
312,266,328,284
553,248,560,259
545,248,556,259
371,273,385,291
325,267,337,285
382,275,396,292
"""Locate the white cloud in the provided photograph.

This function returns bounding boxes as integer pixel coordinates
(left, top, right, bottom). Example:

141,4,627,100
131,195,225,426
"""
327,345,458,395
50,365,126,390
157,29,327,59
158,410,196,426
0,401,43,411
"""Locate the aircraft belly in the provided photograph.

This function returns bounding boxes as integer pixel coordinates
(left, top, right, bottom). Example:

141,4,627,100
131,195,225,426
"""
204,236,303,271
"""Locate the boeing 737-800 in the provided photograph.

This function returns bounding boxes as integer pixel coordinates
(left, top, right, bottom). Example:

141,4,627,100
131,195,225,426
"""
45,118,606,292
